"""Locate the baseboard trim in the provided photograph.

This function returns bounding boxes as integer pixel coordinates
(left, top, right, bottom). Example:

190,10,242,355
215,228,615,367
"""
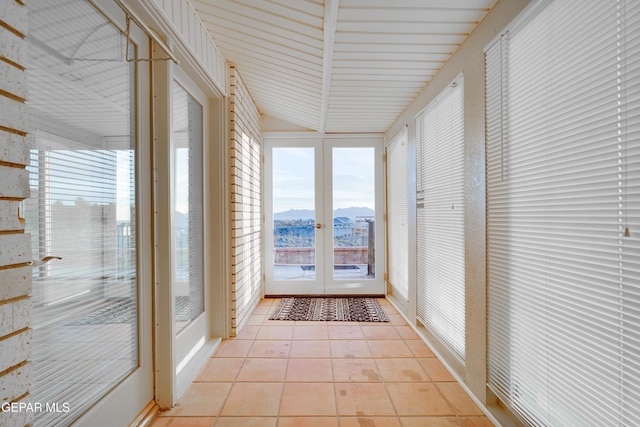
129,400,160,427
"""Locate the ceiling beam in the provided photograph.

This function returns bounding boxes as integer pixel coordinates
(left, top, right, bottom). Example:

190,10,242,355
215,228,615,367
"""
320,0,339,133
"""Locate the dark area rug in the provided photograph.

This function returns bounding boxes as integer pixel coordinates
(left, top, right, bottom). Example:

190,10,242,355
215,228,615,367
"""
269,297,388,322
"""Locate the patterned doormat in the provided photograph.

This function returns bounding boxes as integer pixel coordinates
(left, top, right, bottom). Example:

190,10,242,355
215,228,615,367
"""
269,297,389,322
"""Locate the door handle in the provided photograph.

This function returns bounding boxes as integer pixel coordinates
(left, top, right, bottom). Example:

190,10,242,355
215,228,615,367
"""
315,223,322,229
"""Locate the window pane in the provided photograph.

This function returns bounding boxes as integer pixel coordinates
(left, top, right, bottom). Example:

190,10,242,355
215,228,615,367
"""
25,1,137,425
332,147,376,280
172,83,204,334
272,147,316,280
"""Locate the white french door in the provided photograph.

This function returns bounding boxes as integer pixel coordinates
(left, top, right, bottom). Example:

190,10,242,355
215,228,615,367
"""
264,136,385,296
25,1,154,426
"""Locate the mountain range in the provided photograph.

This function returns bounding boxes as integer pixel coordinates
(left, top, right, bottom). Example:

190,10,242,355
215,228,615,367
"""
274,207,374,221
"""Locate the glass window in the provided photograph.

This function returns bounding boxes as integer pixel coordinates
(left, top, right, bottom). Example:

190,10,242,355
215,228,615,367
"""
172,82,204,334
25,1,137,425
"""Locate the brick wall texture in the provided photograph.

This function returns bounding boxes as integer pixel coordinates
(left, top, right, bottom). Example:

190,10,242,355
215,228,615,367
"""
0,1,32,426
229,66,263,336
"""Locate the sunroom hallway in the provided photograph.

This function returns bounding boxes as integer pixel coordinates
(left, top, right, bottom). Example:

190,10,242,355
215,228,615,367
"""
151,298,493,427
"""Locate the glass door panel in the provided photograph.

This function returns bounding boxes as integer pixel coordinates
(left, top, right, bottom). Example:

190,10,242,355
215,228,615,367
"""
272,147,317,280
332,147,376,280
169,74,211,400
25,1,153,425
172,82,204,335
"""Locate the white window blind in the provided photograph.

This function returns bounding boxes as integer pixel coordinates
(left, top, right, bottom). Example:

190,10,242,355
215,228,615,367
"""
486,0,640,425
387,128,409,301
416,77,466,363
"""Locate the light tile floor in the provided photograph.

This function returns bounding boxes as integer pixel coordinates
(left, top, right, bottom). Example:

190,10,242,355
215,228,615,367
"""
152,298,494,427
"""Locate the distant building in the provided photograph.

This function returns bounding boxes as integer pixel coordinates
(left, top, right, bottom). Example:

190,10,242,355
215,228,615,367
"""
333,216,353,237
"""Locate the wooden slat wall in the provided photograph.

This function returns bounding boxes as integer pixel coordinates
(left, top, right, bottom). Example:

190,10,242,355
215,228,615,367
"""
151,0,228,94
229,66,263,335
0,1,32,426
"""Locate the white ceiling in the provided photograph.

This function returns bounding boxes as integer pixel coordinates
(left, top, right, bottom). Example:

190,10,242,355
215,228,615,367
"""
193,0,497,133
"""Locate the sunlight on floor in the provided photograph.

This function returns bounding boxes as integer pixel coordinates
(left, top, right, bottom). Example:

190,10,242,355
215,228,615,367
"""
152,298,493,427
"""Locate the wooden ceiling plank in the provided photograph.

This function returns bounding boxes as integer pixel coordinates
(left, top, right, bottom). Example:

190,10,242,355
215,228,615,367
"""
332,51,451,61
222,48,323,78
337,8,491,22
204,20,322,58
334,32,465,44
266,0,325,18
337,21,478,34
332,68,437,76
338,0,496,8
232,0,324,26
320,0,339,133
200,14,321,50
195,1,324,42
333,42,458,53
332,60,444,69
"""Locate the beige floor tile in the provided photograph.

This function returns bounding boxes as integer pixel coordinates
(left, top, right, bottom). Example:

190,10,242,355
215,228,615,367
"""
400,417,463,427
236,358,288,382
394,325,420,340
247,314,267,325
277,417,338,427
436,383,485,416
163,383,232,417
293,320,331,325
256,325,295,340
234,325,261,340
167,303,489,427
252,305,272,314
263,319,297,326
335,383,395,416
368,340,414,358
279,383,337,416
362,325,402,340
386,383,454,416
328,325,365,340
293,325,329,340
248,340,291,358
405,340,435,358
214,340,253,358
151,417,215,427
332,359,381,382
290,340,332,358
386,314,408,326
339,417,401,427
286,358,333,382
195,358,244,382
375,358,429,382
329,340,372,358
221,383,283,416
215,417,277,427
418,358,455,382
462,417,494,427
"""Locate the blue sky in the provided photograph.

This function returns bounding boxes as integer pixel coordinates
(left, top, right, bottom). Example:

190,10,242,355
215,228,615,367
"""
272,146,375,214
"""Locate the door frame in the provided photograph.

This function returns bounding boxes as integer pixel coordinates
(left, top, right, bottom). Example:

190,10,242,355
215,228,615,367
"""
153,54,224,407
263,133,386,296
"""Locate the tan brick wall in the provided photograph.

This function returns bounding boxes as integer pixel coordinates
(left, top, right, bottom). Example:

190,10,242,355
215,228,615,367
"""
0,1,32,426
229,66,262,335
